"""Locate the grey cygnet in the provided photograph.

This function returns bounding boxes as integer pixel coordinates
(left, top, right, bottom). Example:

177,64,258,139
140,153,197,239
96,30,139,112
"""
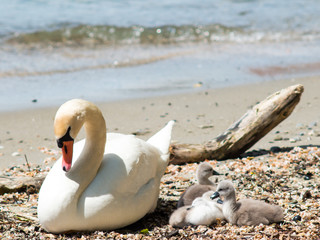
177,162,220,208
211,180,284,226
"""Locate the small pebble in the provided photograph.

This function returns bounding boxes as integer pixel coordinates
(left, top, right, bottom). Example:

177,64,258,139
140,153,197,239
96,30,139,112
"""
132,129,150,136
290,137,301,143
304,172,313,180
274,135,283,141
308,121,317,128
302,190,312,200
193,81,203,88
308,130,320,137
166,229,179,238
296,123,304,129
293,215,301,221
11,152,20,157
308,130,315,136
199,125,214,129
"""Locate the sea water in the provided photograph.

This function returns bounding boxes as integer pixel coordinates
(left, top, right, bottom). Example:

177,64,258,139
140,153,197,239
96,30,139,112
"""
1,0,320,111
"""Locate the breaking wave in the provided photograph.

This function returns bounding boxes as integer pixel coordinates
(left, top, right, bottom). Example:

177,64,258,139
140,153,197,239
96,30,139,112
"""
6,24,320,47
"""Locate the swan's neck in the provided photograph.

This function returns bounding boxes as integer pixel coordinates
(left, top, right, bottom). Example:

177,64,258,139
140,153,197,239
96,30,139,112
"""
67,110,106,195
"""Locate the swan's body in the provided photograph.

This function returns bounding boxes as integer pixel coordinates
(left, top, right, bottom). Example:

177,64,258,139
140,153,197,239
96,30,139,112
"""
37,99,174,233
169,191,224,227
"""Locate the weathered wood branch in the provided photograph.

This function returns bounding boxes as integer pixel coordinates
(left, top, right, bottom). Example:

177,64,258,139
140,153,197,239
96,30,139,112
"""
0,175,45,195
169,84,304,164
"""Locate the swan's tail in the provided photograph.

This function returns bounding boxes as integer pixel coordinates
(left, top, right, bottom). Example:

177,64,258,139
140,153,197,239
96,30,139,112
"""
147,120,175,156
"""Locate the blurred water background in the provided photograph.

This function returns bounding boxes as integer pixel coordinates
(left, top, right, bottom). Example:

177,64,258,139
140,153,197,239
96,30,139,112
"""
1,0,320,111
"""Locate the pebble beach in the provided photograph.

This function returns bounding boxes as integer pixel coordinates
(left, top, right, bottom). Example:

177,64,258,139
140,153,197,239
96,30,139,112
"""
1,141,320,239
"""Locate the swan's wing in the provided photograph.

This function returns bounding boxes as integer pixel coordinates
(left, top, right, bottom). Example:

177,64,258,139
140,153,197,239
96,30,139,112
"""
147,120,174,155
82,133,162,196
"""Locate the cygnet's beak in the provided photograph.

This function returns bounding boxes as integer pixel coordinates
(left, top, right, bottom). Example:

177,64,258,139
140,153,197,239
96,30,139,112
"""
210,191,220,200
217,198,223,204
186,206,193,211
61,140,74,172
212,170,220,175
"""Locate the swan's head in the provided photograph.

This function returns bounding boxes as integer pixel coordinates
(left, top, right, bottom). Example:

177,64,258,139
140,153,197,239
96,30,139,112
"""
54,99,88,172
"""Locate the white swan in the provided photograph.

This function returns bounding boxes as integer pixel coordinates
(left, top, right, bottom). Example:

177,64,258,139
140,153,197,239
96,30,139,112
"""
37,99,174,233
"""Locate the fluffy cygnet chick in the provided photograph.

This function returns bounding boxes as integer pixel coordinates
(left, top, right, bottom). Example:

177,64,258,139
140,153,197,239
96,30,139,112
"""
211,180,284,226
169,191,224,227
177,162,219,208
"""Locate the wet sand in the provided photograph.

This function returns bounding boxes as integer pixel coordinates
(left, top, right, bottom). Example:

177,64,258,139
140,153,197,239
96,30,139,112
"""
0,76,319,170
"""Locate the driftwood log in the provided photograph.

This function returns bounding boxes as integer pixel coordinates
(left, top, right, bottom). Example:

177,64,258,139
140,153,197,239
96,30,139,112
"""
169,84,304,165
0,175,45,195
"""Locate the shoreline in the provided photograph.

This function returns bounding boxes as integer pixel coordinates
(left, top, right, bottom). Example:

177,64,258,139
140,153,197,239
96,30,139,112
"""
0,76,319,170
2,39,320,113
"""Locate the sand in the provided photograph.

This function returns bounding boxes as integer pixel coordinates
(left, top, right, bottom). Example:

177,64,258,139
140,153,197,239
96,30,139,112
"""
0,76,319,170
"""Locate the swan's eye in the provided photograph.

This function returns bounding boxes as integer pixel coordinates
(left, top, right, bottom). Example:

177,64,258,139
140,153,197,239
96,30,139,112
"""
57,140,63,148
57,126,73,148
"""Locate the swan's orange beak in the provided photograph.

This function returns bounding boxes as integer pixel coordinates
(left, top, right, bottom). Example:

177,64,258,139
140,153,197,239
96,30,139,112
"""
62,140,74,172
